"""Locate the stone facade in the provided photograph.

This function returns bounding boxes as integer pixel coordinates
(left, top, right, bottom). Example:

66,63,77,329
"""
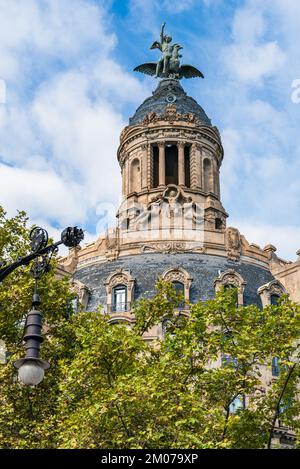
58,77,300,316
56,67,300,449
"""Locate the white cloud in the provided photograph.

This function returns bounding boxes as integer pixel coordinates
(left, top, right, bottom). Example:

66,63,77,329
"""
0,0,115,80
0,0,149,231
0,164,86,225
231,219,300,261
0,79,6,104
214,0,300,261
222,4,286,85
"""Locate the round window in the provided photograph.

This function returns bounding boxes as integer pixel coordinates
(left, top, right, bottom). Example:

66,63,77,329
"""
166,93,177,103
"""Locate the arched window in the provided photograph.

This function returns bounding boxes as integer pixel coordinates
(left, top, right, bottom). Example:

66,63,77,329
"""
214,270,246,306
130,158,141,193
172,281,184,295
215,218,223,230
257,280,286,307
113,285,127,312
184,146,191,188
152,145,159,188
270,294,280,306
162,267,192,304
105,269,135,314
224,284,238,306
203,158,213,193
172,281,185,309
165,144,178,185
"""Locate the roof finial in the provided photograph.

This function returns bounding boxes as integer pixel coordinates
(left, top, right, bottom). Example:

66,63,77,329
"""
134,22,204,80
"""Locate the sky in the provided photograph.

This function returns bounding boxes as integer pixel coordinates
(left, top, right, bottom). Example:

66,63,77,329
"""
0,0,299,260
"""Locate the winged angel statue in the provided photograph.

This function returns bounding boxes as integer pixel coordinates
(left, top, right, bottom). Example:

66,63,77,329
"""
134,23,204,80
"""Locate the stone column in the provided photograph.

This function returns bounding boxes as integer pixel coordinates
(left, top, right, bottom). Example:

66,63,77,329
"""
178,141,185,186
158,142,165,187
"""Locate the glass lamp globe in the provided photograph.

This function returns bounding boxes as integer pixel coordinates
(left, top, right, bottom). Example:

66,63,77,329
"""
14,358,50,386
18,360,45,386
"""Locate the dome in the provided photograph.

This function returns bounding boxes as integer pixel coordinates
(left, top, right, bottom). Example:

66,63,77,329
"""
129,79,212,127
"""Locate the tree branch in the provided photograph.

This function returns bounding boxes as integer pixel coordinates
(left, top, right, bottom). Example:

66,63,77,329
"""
267,364,297,449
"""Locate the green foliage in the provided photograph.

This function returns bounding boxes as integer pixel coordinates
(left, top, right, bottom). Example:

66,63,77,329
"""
1,206,300,449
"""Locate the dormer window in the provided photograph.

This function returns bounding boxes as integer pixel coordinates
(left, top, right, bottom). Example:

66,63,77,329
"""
257,280,286,307
214,270,246,306
105,269,135,315
162,267,192,304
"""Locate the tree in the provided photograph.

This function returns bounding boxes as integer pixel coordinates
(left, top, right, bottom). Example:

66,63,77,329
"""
1,205,300,449
0,206,76,448
55,283,300,449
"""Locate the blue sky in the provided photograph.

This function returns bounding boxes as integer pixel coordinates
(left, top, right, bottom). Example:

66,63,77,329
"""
0,0,299,260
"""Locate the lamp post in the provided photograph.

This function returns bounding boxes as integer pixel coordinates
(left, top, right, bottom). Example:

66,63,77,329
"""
0,225,84,386
13,292,50,386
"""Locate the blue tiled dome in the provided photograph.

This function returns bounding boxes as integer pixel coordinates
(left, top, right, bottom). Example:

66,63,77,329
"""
129,79,212,126
74,253,274,311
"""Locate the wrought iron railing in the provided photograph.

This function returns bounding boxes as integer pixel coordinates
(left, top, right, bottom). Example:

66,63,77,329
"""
106,303,130,314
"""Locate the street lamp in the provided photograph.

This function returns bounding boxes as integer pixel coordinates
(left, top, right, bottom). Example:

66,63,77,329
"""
14,292,50,386
0,225,84,386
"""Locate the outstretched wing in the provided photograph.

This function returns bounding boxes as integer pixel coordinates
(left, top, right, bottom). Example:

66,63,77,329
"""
180,65,204,79
134,63,157,77
150,41,162,51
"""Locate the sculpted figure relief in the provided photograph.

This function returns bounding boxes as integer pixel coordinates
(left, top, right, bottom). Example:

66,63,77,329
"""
226,227,242,261
121,185,204,233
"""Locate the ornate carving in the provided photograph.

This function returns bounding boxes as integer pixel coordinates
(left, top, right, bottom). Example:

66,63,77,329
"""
143,112,157,125
141,242,205,254
141,242,185,253
125,185,204,232
141,107,204,127
105,269,135,296
104,228,119,261
226,227,241,261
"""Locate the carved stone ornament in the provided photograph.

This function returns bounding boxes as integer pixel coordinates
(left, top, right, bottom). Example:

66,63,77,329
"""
141,105,203,127
226,227,241,261
140,242,205,254
163,267,192,285
141,242,185,254
105,228,119,251
104,268,136,297
105,228,119,261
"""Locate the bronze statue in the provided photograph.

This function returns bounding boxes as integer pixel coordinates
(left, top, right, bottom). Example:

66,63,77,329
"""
134,22,204,80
